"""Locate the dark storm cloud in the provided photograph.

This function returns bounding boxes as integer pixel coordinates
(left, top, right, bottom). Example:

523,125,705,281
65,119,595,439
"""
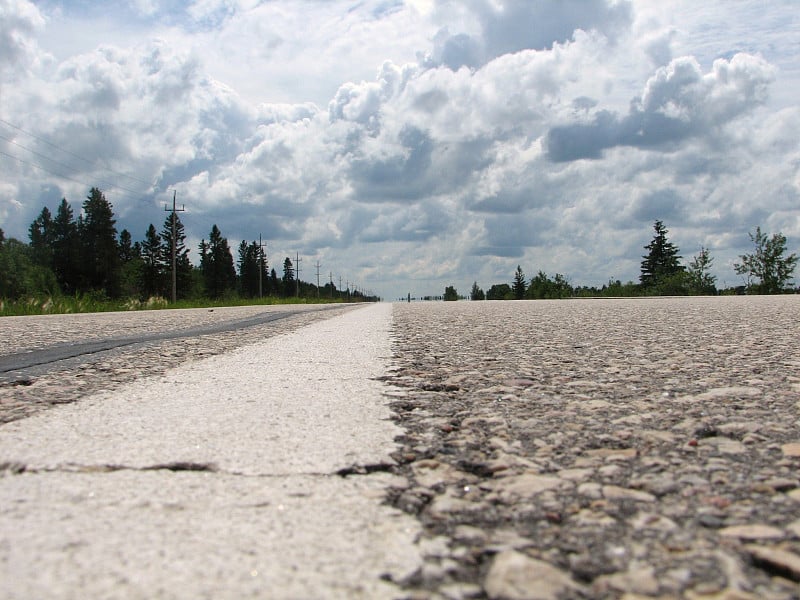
429,0,632,69
545,53,775,162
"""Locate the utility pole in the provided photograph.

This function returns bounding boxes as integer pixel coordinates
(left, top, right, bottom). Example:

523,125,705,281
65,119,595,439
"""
329,271,334,299
315,260,321,297
258,235,267,298
164,190,185,304
295,252,302,297
339,276,343,300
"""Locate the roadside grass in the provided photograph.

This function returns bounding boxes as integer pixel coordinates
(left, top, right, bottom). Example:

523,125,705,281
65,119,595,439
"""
0,294,348,317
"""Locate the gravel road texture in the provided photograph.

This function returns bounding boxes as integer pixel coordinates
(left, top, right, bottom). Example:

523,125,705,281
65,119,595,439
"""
1,296,799,599
383,296,800,599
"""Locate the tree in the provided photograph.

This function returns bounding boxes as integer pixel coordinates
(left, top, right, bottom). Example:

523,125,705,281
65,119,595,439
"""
282,257,295,297
28,206,53,267
512,265,526,299
270,268,281,297
237,240,267,298
687,246,717,295
486,283,512,300
140,224,165,297
161,212,192,300
443,285,458,301
0,237,58,299
80,187,119,296
640,220,684,291
734,227,798,294
470,281,485,301
200,225,236,298
51,199,80,294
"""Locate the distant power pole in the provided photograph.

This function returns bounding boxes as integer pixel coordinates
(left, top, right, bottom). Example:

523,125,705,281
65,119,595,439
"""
315,260,321,297
339,276,343,300
258,235,267,298
163,190,185,304
295,252,302,297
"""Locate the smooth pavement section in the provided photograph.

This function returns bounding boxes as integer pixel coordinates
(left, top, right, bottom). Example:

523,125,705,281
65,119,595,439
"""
0,303,421,599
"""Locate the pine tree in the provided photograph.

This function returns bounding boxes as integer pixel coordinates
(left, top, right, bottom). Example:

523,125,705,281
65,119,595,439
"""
80,187,119,296
640,220,684,289
28,206,54,267
140,224,165,297
282,257,295,297
161,212,192,300
512,265,526,299
470,281,485,301
52,199,80,294
201,225,236,298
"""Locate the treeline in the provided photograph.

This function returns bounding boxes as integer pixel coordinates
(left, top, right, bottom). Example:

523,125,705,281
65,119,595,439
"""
455,220,798,301
0,188,376,303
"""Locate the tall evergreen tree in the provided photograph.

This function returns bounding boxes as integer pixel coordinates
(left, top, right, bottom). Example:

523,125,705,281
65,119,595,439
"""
80,187,119,296
200,225,236,298
470,281,485,301
237,240,268,298
160,212,192,300
140,224,165,297
270,268,280,297
52,199,80,294
512,265,526,299
28,206,54,268
640,220,684,289
282,257,295,297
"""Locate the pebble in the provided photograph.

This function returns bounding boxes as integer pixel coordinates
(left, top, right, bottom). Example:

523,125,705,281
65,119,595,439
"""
484,550,584,600
384,297,800,599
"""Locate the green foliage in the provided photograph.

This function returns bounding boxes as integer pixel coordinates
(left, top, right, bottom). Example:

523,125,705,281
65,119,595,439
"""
238,240,269,298
161,212,192,300
486,283,512,300
526,271,573,299
686,246,717,295
443,285,458,301
470,281,485,301
282,257,295,297
640,220,684,291
734,227,798,294
140,224,165,297
200,225,237,299
80,187,120,297
0,237,59,299
512,265,526,299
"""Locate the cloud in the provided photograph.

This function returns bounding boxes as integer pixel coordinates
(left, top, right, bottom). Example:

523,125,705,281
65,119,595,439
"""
0,1,798,300
545,53,776,161
426,0,633,69
0,0,45,75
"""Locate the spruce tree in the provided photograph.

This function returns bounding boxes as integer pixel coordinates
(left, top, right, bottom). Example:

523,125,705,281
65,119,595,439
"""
282,257,295,297
201,225,236,298
512,265,526,299
640,220,684,289
140,224,165,297
160,212,192,300
80,187,119,296
28,206,54,268
52,199,80,294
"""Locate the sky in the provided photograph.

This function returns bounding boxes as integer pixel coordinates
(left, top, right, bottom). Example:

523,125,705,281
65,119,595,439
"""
1,0,799,300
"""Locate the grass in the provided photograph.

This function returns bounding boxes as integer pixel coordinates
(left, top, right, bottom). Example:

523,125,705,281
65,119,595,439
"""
0,294,349,317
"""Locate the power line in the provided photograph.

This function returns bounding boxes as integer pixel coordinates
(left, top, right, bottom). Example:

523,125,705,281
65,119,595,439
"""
0,117,154,189
0,132,149,198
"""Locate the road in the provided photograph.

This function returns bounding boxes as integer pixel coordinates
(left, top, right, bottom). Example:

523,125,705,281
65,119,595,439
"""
0,303,422,599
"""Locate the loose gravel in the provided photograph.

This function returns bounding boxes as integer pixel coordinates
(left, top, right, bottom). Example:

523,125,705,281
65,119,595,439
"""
383,296,800,599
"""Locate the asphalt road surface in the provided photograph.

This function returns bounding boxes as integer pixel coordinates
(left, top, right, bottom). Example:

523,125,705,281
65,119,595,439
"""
0,303,422,599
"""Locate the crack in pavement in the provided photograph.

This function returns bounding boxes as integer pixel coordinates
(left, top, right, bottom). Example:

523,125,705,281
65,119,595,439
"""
0,460,399,480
